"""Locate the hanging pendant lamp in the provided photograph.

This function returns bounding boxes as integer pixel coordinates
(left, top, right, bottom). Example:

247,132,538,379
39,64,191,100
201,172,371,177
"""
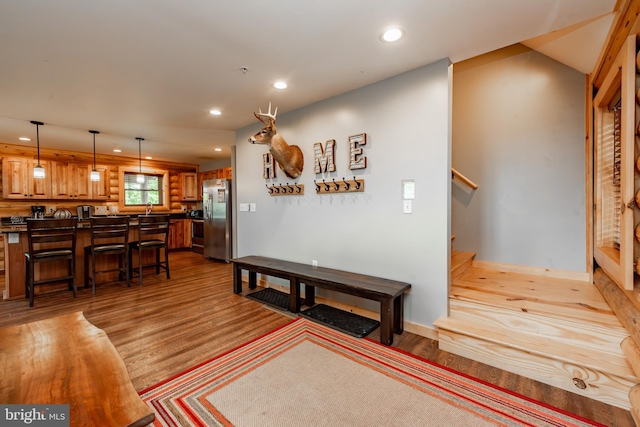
89,130,100,181
30,121,45,178
136,137,145,183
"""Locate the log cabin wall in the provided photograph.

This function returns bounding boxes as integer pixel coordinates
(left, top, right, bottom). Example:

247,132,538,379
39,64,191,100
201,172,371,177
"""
591,0,640,422
0,142,201,218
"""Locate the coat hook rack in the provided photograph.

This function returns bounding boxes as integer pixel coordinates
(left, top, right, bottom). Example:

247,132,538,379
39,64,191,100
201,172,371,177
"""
315,176,365,194
267,182,305,196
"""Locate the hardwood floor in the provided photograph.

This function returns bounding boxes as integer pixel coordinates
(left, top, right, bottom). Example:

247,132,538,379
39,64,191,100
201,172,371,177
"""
0,251,633,426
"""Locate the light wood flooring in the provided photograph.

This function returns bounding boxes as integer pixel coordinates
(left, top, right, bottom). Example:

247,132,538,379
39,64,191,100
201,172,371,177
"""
0,251,633,427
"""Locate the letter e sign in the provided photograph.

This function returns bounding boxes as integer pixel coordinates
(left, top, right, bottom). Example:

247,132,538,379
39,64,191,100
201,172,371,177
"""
349,133,367,170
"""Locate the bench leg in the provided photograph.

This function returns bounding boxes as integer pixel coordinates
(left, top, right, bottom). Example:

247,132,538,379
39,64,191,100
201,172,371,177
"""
233,265,242,294
304,284,315,307
393,295,404,334
289,276,301,313
380,299,393,346
248,271,257,289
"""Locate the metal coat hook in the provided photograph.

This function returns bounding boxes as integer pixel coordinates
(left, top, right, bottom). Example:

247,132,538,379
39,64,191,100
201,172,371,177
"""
295,183,302,193
353,176,361,189
332,178,340,191
342,177,350,190
314,180,320,191
322,179,330,191
266,184,273,194
287,183,294,193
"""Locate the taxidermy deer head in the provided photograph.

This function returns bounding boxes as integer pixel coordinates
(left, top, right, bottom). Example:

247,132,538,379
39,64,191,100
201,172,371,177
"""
249,103,304,179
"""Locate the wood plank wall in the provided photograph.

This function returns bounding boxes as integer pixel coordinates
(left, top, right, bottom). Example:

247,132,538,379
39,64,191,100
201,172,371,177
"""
0,142,200,218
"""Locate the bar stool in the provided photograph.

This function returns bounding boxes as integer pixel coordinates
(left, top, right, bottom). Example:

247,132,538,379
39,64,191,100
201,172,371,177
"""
84,216,130,294
24,218,78,307
129,214,170,286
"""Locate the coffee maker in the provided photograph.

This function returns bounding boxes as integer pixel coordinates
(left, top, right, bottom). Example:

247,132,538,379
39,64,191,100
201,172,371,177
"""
31,205,45,219
77,205,93,221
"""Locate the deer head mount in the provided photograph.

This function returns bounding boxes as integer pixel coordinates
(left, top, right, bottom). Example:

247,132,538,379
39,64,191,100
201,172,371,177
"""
249,103,304,179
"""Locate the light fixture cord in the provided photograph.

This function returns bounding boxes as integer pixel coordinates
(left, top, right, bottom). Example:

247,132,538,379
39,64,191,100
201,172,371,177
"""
93,133,96,169
36,123,40,165
138,138,142,173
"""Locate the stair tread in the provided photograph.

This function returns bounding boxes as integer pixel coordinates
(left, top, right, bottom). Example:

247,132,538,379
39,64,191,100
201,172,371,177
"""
451,267,620,327
434,316,634,379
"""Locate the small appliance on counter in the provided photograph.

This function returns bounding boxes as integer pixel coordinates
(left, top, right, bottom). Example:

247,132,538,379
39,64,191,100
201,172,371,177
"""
189,209,203,219
93,205,108,216
31,205,45,219
77,205,94,221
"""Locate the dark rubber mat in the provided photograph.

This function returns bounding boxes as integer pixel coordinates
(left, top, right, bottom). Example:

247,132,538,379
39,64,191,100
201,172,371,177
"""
246,288,298,311
300,304,379,338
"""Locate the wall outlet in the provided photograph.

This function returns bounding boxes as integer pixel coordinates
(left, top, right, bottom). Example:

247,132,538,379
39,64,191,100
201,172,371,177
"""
46,206,56,214
312,260,318,267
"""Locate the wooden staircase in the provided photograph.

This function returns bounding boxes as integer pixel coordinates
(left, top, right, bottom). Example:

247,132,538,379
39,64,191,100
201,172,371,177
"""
435,255,637,410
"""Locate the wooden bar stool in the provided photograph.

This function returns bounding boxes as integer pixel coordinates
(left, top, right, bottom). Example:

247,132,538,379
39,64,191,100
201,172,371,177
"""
129,215,170,286
84,216,130,294
24,218,78,307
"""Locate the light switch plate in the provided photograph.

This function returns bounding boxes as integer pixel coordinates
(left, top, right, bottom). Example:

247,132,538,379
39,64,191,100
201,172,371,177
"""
403,200,412,214
249,203,256,212
239,203,249,212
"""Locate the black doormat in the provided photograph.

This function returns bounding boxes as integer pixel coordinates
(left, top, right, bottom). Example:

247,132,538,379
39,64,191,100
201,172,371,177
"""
300,304,379,338
246,288,298,311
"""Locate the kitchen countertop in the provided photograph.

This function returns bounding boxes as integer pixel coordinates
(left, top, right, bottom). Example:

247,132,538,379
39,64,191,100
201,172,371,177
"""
1,213,199,233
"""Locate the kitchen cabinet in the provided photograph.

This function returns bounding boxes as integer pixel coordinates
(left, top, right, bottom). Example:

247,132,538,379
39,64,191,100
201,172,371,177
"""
50,162,110,200
51,162,90,199
180,172,198,201
168,219,192,250
2,157,51,199
197,168,231,199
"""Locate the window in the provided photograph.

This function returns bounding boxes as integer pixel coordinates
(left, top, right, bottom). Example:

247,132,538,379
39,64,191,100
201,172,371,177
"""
123,173,163,206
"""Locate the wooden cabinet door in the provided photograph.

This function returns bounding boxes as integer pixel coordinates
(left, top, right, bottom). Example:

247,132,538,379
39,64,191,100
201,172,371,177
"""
51,161,74,198
2,157,28,198
74,164,91,199
91,165,110,199
180,173,198,201
28,160,51,198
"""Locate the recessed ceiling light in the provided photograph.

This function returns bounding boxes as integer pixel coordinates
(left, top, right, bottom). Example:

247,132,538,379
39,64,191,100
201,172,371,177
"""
380,27,405,43
214,148,222,152
209,109,221,116
145,156,152,160
113,145,122,153
19,137,30,141
273,81,288,90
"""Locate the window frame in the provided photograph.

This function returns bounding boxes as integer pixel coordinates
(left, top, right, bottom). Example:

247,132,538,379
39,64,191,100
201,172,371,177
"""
118,166,170,213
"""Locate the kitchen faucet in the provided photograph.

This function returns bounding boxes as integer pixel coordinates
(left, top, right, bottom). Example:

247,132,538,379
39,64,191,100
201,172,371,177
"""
146,202,152,215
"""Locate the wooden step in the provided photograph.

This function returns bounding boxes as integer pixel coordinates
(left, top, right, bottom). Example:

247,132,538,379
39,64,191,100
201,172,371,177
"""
436,266,637,410
437,300,633,379
451,250,474,282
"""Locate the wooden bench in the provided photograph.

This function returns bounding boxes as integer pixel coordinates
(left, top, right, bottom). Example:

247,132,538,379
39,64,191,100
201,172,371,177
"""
0,311,155,427
231,256,411,346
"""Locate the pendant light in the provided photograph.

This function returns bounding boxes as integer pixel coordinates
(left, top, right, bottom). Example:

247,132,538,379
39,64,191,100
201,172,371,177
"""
30,120,45,178
136,137,145,183
89,130,100,181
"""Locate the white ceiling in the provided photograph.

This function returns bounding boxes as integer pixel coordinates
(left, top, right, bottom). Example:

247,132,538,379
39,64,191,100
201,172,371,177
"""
0,0,616,165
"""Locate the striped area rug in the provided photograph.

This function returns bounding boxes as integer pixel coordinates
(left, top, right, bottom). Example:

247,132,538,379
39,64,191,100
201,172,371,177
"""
140,318,602,427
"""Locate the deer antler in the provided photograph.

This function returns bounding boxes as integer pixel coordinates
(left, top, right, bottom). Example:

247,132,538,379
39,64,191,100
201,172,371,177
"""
254,102,278,125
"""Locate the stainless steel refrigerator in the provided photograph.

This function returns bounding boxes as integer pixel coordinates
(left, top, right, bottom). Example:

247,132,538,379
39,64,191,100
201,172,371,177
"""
203,179,232,261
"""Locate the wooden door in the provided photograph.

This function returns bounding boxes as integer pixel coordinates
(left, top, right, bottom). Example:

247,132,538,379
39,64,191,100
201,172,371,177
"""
2,157,28,198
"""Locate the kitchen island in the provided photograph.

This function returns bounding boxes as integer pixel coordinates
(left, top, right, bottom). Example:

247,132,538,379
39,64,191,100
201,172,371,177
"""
1,215,191,300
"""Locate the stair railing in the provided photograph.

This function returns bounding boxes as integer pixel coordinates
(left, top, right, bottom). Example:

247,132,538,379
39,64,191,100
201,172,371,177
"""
452,168,478,190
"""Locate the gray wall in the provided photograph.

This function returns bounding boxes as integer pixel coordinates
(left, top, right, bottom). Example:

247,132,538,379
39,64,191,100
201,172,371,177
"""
235,59,452,328
452,45,586,272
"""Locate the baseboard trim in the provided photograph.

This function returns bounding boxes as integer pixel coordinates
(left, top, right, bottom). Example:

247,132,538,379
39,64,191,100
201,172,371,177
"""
471,260,590,282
